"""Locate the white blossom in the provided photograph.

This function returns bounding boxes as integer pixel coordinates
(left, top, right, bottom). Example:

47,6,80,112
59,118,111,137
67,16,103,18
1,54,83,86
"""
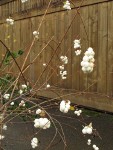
19,89,23,95
60,56,68,64
21,0,28,3
2,124,7,131
19,100,25,107
34,118,51,129
60,100,70,113
62,76,67,80
33,31,39,39
0,135,5,140
3,94,10,100
75,50,81,56
81,47,95,73
31,137,38,149
10,102,14,106
82,123,93,135
74,39,81,49
63,0,71,10
36,109,42,115
59,65,64,70
93,144,99,150
21,84,27,90
43,63,46,66
87,139,91,145
46,84,50,88
6,18,14,25
74,109,82,116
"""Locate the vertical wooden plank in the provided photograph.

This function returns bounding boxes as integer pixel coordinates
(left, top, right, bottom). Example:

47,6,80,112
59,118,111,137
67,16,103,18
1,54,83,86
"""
51,11,59,87
43,15,53,86
34,16,42,86
65,10,72,89
12,20,21,76
107,1,113,96
71,9,80,90
56,11,64,88
80,6,89,91
97,3,108,93
88,4,98,92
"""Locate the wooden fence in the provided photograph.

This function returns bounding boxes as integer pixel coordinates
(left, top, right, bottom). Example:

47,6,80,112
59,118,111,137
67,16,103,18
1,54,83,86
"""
0,0,113,112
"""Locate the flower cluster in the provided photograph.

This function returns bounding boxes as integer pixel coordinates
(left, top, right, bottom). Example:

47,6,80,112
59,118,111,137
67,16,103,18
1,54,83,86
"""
3,94,10,100
60,100,70,113
74,39,81,56
19,100,25,107
31,137,38,149
60,56,68,64
19,84,27,95
93,145,99,150
60,56,68,79
74,109,82,116
81,47,95,73
6,18,14,25
34,118,51,129
75,50,81,56
82,123,93,135
60,70,67,80
87,139,91,145
21,0,28,3
63,0,71,10
74,39,81,49
33,31,39,39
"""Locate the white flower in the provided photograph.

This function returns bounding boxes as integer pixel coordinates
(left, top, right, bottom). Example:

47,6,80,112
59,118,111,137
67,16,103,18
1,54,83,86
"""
31,137,38,149
62,76,67,80
43,63,46,66
19,100,25,107
19,89,23,95
33,31,39,39
60,56,68,64
74,109,82,116
36,109,42,115
21,0,28,3
75,50,81,56
63,0,71,10
10,102,14,106
0,135,5,140
34,118,51,129
81,47,95,73
93,145,97,149
87,139,91,145
60,100,70,113
93,144,99,150
6,18,14,25
2,124,7,130
59,65,64,70
3,94,10,100
82,123,93,135
22,84,27,89
74,39,81,49
46,84,50,88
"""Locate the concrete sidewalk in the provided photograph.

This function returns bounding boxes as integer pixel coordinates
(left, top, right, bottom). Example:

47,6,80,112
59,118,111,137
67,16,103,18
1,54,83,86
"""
1,108,113,150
